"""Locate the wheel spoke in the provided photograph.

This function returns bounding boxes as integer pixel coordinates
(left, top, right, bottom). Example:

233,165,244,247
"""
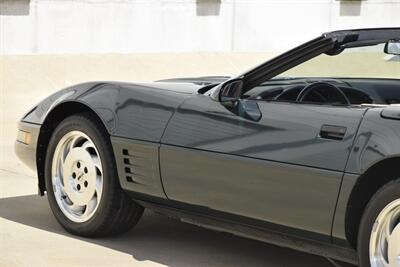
95,175,102,196
69,203,85,214
385,216,394,243
53,176,66,197
60,158,65,174
83,195,97,217
68,135,81,153
387,223,400,267
81,140,94,151
92,155,102,174
387,209,399,236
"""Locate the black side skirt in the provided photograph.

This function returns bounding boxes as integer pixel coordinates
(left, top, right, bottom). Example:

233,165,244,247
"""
132,195,358,265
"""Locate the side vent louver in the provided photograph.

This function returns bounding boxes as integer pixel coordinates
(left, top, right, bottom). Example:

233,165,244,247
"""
122,149,140,184
121,147,155,186
112,137,164,197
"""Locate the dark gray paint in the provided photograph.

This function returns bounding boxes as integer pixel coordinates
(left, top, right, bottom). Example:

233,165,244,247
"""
112,137,167,199
160,96,366,238
23,81,196,142
331,173,358,244
162,96,366,170
160,144,343,238
346,107,400,174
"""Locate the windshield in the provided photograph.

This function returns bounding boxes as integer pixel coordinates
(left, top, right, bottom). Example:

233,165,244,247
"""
278,44,400,80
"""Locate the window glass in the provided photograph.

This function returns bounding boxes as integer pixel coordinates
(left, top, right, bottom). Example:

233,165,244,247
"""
278,44,399,80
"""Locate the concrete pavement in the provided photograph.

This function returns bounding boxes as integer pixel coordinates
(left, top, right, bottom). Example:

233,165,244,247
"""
0,169,336,267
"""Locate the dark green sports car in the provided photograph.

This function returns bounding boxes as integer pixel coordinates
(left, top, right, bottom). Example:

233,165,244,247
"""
15,28,400,267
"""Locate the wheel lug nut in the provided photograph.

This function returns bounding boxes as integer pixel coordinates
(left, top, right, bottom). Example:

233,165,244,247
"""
84,167,88,174
77,162,81,168
72,172,76,179
77,184,81,191
84,181,88,187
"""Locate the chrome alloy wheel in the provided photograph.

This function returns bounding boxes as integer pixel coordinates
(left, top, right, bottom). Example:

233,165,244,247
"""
51,131,103,223
370,199,400,267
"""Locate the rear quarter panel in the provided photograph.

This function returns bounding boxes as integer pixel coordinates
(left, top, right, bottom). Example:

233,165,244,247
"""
346,107,400,174
333,107,400,245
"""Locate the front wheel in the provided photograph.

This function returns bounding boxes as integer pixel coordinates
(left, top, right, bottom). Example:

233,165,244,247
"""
358,180,400,267
45,113,143,237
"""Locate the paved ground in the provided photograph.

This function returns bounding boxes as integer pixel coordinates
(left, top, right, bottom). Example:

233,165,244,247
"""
0,54,361,266
0,170,339,267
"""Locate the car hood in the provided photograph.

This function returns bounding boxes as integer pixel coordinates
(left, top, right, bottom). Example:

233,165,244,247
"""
155,76,230,86
111,76,229,95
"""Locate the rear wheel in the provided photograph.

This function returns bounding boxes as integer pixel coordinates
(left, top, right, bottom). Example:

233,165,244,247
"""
45,113,143,237
358,180,400,267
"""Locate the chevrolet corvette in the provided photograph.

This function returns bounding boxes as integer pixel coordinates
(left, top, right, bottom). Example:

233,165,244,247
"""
15,28,400,266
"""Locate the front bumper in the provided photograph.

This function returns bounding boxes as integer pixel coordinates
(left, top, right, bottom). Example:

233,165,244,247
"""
14,121,41,172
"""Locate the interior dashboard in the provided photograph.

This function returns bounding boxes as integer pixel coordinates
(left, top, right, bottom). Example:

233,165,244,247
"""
243,78,400,106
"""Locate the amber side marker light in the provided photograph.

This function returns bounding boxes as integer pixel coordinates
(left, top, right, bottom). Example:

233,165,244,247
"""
17,130,31,145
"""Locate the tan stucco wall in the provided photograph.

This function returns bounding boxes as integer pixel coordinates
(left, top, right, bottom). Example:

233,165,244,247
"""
0,53,274,177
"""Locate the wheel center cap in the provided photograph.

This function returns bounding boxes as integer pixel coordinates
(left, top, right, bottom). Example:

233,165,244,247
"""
76,171,84,181
62,147,96,206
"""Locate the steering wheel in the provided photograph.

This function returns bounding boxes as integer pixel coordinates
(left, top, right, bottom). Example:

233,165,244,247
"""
296,82,350,105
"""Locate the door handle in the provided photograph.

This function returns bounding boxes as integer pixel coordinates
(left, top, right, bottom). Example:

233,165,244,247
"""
319,125,347,141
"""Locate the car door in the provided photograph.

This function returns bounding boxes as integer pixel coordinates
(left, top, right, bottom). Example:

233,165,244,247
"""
160,94,366,240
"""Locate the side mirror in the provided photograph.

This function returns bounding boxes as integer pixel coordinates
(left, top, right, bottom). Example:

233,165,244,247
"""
219,79,243,103
384,40,400,56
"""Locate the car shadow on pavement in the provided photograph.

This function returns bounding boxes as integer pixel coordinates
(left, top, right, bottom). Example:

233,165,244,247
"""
0,194,340,267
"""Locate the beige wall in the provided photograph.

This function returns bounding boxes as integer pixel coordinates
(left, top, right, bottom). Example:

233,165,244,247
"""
0,52,275,177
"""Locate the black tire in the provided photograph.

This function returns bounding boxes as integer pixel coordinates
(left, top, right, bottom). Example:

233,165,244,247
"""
357,179,400,267
44,113,144,237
